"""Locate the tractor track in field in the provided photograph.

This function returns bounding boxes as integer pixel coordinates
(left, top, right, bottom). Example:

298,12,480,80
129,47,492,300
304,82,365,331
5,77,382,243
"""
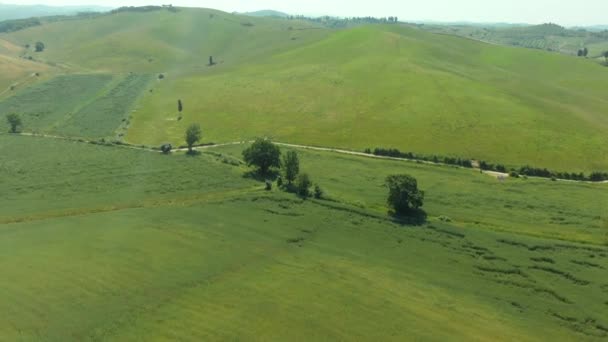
4,132,608,184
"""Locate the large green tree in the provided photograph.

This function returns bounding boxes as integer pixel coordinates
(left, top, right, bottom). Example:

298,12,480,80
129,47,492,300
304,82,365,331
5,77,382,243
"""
6,113,22,133
242,138,281,175
385,174,424,215
283,150,300,184
185,123,202,154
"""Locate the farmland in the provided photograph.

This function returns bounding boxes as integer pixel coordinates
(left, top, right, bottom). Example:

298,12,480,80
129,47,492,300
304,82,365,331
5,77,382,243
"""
0,5,607,341
0,135,607,340
0,73,152,139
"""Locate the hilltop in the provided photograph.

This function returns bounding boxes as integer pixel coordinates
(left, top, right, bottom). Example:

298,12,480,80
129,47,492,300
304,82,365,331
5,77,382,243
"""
0,3,111,21
1,7,607,172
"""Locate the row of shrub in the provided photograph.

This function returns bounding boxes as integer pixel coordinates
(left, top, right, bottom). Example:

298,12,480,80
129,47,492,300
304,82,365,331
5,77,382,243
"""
366,148,474,168
366,147,608,182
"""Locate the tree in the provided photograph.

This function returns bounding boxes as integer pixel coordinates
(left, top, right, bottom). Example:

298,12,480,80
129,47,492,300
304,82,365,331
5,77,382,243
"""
283,150,300,184
577,49,583,57
35,41,45,52
185,123,202,154
583,47,588,57
6,113,22,133
385,174,424,215
209,56,214,65
242,138,281,175
296,173,312,197
178,99,183,113
603,51,608,64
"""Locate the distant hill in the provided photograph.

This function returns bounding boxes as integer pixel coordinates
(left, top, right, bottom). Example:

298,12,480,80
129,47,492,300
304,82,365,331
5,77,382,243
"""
243,10,289,18
422,22,608,56
0,3,112,21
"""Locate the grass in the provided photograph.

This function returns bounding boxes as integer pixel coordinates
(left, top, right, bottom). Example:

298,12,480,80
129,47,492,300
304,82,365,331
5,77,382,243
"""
0,73,151,139
215,143,608,245
0,136,607,340
1,8,606,170
125,24,608,172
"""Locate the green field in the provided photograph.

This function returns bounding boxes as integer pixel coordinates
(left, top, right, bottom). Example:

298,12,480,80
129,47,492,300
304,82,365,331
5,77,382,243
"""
1,6,608,341
0,135,607,340
0,73,152,139
1,8,607,171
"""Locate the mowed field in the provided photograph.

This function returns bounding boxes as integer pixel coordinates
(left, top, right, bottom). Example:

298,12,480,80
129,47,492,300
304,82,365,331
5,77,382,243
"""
0,73,153,139
1,8,607,171
0,135,607,340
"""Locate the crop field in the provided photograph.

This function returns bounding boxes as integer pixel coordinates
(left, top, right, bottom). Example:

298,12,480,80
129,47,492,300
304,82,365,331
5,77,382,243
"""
0,135,606,340
0,73,151,139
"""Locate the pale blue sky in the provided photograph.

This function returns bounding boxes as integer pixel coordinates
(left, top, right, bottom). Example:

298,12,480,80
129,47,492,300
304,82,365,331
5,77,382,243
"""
2,0,607,26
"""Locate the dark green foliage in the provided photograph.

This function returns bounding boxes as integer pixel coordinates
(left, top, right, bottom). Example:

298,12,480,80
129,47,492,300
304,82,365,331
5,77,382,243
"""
385,174,424,214
277,176,283,188
161,144,172,154
35,41,45,52
372,148,473,168
265,180,272,191
209,56,215,66
0,18,41,33
6,113,22,133
178,99,183,113
242,138,281,175
296,173,312,197
509,171,520,178
283,150,300,184
185,123,202,154
314,184,324,199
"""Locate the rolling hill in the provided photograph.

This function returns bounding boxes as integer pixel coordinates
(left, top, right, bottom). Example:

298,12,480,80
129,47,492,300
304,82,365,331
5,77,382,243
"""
0,7,607,340
1,6,607,172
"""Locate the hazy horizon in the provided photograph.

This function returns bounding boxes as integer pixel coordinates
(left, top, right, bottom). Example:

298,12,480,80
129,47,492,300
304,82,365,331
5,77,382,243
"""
1,0,607,26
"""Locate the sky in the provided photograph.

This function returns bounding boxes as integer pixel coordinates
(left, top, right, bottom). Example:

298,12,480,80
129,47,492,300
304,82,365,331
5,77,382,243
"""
2,0,607,26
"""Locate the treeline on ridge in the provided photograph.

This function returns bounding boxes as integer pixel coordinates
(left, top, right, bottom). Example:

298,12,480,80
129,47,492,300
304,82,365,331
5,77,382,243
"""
368,147,608,182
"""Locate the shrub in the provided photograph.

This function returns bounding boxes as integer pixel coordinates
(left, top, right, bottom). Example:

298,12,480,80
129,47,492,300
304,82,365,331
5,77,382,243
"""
283,151,300,184
265,180,273,191
160,144,172,154
6,113,22,133
314,184,324,199
296,173,312,197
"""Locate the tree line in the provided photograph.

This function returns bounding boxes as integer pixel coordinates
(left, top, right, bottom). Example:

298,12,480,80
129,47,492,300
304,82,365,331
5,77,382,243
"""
287,15,400,28
368,146,608,182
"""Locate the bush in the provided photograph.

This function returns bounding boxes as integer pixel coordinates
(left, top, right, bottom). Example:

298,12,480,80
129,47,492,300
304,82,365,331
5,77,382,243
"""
265,180,273,191
160,144,172,154
35,42,45,52
283,150,300,184
296,173,312,197
509,171,520,178
314,184,324,199
277,176,283,188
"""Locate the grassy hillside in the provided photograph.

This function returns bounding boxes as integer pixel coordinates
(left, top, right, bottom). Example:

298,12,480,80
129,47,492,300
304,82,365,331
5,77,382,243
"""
0,135,606,340
1,8,607,171
128,25,608,172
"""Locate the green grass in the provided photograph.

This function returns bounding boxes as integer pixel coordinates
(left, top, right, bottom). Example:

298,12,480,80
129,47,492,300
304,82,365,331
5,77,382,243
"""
0,136,607,340
0,73,151,139
215,144,608,246
2,8,607,171
125,24,608,172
